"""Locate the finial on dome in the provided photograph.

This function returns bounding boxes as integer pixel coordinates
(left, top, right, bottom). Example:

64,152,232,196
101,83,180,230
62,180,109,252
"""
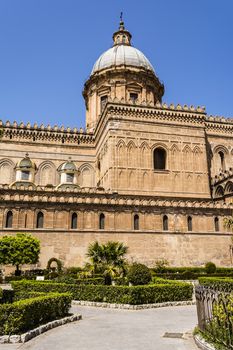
113,14,132,46
119,12,125,30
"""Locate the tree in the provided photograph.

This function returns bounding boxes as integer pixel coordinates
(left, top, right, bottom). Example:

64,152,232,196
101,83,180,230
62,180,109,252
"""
86,241,128,284
0,233,40,275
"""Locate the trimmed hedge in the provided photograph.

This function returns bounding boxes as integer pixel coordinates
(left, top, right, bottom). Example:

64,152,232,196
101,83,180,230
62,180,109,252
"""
12,280,193,305
0,292,72,335
198,277,233,292
153,266,233,275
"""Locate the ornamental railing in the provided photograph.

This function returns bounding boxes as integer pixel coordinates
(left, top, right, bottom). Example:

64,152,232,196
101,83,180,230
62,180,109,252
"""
195,285,233,349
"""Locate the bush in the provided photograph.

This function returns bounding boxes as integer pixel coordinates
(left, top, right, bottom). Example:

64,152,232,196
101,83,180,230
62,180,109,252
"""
201,294,233,349
65,267,83,276
47,257,63,273
205,262,216,274
154,259,169,273
198,277,233,292
152,266,204,274
11,280,193,305
1,290,14,304
127,263,152,285
0,292,72,335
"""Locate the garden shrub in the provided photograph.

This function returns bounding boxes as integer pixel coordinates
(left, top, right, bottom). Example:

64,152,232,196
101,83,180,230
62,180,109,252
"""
198,277,233,292
0,292,72,335
15,291,47,301
65,267,83,275
11,280,193,305
205,262,216,274
127,263,152,285
202,294,233,349
47,257,63,273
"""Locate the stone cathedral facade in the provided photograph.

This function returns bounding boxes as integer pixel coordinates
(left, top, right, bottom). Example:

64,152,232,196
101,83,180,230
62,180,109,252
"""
0,20,233,268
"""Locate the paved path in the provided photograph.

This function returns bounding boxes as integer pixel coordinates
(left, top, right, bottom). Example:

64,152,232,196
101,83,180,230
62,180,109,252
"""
0,305,198,350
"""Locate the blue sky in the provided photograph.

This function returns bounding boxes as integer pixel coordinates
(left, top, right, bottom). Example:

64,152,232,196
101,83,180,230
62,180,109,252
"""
0,0,232,128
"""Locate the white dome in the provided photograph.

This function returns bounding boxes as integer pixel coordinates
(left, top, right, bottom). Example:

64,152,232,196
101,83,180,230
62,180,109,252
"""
91,45,155,75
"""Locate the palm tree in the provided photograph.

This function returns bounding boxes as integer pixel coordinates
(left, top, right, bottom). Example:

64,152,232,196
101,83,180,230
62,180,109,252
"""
86,241,128,284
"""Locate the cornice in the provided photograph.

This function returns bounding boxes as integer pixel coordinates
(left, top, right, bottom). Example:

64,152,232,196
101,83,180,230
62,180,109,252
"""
0,184,231,211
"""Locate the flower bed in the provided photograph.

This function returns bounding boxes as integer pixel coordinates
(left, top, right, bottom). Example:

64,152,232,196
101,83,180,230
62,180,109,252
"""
12,280,193,305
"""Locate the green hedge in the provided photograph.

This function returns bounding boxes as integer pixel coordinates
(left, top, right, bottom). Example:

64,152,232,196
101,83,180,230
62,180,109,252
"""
153,266,233,275
0,292,72,335
198,277,233,292
12,280,193,305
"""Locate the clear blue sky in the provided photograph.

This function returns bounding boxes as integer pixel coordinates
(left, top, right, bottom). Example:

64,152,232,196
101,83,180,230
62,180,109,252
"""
0,0,232,128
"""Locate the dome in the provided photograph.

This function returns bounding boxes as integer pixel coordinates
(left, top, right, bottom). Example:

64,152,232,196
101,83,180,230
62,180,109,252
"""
17,154,35,169
91,19,155,76
91,45,154,75
59,161,76,172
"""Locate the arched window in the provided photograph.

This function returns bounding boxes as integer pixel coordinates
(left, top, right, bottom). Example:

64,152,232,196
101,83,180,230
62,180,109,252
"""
154,148,166,170
214,217,219,232
219,151,225,171
133,214,139,230
163,215,168,231
71,213,77,229
5,211,13,228
36,212,44,229
187,216,192,232
99,213,105,230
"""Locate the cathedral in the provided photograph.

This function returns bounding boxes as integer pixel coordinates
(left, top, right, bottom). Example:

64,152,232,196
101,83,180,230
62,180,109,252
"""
0,20,232,268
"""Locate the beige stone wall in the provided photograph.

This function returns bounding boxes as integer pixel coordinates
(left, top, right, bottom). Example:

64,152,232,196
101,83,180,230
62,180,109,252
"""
0,230,231,268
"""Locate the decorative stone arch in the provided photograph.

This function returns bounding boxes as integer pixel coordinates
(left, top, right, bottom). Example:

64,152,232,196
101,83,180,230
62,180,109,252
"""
182,145,192,171
213,145,229,155
225,181,233,194
212,145,229,173
78,163,95,187
37,160,57,186
193,146,202,171
214,185,224,198
117,139,126,167
0,158,15,184
140,142,150,168
127,141,137,167
170,144,179,170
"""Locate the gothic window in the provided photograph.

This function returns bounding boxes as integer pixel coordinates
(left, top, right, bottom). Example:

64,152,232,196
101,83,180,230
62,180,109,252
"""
154,148,166,170
187,216,192,232
5,211,13,228
36,212,44,229
133,214,139,230
214,217,219,232
99,213,105,230
21,171,30,181
219,151,225,171
100,95,108,112
66,173,74,183
163,215,168,231
71,213,77,229
130,93,138,103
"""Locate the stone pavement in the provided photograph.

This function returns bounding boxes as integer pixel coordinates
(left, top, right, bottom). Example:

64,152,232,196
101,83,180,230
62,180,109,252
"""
0,305,198,350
